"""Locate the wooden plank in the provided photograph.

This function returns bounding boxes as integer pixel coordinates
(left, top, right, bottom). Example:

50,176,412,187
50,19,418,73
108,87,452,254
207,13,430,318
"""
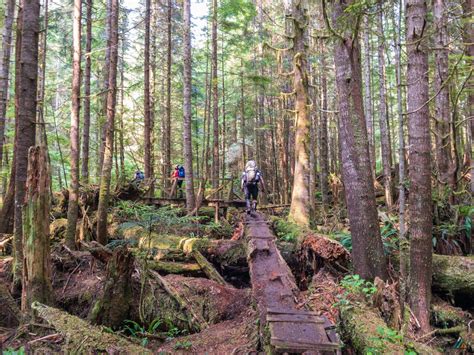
267,308,320,316
271,338,340,350
267,314,325,324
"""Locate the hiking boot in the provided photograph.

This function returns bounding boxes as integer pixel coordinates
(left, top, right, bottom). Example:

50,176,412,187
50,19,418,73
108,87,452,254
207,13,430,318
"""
246,209,251,216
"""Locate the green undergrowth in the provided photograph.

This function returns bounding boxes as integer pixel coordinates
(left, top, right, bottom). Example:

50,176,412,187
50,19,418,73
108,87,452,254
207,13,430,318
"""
335,275,419,355
104,317,188,347
330,218,399,255
270,216,301,243
114,201,233,239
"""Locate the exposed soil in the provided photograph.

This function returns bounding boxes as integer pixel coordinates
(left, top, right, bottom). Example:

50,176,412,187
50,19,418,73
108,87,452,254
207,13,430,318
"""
155,309,257,353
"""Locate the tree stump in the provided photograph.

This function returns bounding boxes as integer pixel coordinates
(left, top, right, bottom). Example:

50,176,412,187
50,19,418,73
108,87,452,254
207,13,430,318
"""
22,146,53,312
88,246,133,328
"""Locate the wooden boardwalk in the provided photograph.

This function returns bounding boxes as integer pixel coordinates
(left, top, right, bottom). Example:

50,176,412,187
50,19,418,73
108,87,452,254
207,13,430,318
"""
142,197,246,208
245,213,340,353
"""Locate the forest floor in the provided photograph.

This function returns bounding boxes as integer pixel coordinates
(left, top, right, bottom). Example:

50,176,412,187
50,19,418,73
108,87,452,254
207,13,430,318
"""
0,185,473,353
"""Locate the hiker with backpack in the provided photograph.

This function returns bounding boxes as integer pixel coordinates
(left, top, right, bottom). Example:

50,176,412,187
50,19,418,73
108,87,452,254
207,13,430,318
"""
172,165,185,198
132,169,145,186
241,160,265,215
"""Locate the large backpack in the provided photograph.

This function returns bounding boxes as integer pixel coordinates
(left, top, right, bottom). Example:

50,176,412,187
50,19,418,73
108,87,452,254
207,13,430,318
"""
178,166,185,178
245,160,259,184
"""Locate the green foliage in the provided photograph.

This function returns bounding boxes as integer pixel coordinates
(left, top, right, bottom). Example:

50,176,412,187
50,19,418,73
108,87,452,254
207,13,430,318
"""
174,340,193,350
204,220,234,238
340,274,377,296
331,231,352,251
272,217,301,243
331,220,399,255
366,326,416,355
334,275,376,311
2,347,25,355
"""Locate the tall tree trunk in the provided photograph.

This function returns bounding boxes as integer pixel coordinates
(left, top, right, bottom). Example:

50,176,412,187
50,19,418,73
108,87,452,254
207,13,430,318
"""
0,0,16,168
183,0,195,211
433,0,452,191
240,59,246,165
81,0,92,182
211,0,219,189
377,1,393,208
288,0,311,227
66,0,82,249
144,0,152,180
21,146,53,312
320,45,330,208
162,0,172,190
363,17,376,177
13,0,40,294
330,0,387,280
96,0,119,245
394,0,408,316
98,0,111,176
462,0,473,194
406,0,432,334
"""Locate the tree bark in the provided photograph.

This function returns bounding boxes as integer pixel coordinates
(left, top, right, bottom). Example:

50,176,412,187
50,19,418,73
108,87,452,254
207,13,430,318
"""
362,17,376,177
406,0,433,334
21,146,53,312
98,0,111,175
162,0,172,190
433,0,453,191
0,0,15,168
144,0,152,180
461,0,473,194
96,0,119,244
88,247,133,327
330,0,387,280
14,0,40,294
81,0,92,183
66,0,82,249
288,0,311,227
319,45,330,208
183,0,195,211
376,1,394,208
394,0,408,314
211,0,219,189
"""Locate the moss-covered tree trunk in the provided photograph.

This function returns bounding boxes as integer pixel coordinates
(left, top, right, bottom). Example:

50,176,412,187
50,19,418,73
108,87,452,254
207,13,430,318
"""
21,146,53,312
288,0,311,227
88,246,133,328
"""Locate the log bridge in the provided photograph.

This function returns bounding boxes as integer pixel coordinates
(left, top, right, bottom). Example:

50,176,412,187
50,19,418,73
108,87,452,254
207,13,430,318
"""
246,213,340,353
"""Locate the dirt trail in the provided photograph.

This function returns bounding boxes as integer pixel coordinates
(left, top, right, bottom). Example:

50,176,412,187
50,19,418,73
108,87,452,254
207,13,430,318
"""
246,212,340,353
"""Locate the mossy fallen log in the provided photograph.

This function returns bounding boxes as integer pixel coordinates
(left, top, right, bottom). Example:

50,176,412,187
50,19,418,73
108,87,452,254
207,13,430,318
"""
31,302,150,353
148,260,202,276
191,250,228,286
340,302,441,354
432,254,474,307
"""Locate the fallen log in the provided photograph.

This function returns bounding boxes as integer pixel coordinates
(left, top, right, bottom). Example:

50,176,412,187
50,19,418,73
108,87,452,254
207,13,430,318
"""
148,260,202,276
432,254,474,307
191,250,228,286
31,302,150,353
340,302,440,354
